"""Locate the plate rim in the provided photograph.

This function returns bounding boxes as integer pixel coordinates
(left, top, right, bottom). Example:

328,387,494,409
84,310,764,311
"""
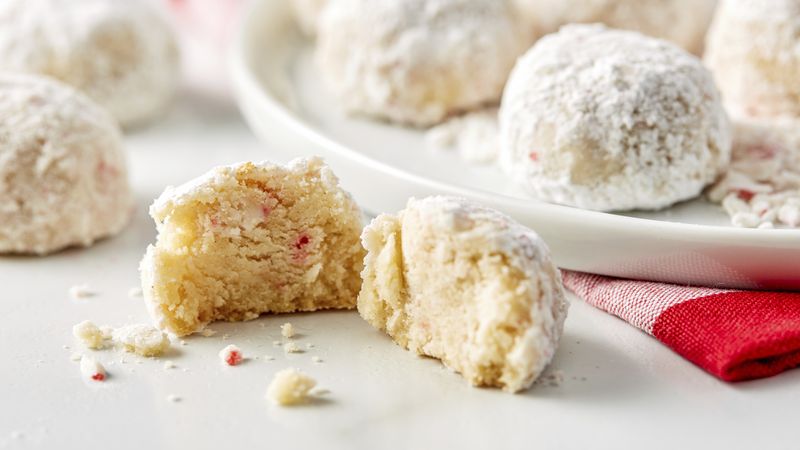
229,0,800,248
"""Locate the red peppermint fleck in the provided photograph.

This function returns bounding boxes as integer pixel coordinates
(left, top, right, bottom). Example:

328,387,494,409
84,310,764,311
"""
295,234,311,250
96,160,119,178
748,144,777,160
292,234,312,264
736,189,755,202
261,205,272,218
91,373,106,382
529,151,539,162
225,351,243,366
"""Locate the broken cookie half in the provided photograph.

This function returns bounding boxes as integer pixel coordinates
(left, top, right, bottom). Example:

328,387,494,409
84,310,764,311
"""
140,157,365,336
358,196,568,393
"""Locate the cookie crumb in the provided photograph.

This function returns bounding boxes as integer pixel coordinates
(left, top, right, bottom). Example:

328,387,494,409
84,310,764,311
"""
272,340,282,347
263,354,274,361
128,287,143,298
69,284,95,299
281,322,295,338
311,356,322,363
219,344,244,366
70,352,83,362
283,342,301,354
113,324,170,356
166,394,181,403
80,356,106,381
305,343,314,349
163,360,176,370
200,328,217,337
266,368,317,406
72,320,107,349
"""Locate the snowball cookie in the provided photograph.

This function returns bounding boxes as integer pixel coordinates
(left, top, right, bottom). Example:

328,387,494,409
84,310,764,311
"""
316,0,530,127
0,74,133,255
0,0,179,128
705,0,800,120
291,0,329,36
140,157,365,336
499,25,731,211
358,196,568,393
511,0,717,55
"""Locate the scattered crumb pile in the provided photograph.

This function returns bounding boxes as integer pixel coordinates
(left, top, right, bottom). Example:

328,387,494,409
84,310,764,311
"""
73,320,170,356
708,119,800,228
266,368,317,406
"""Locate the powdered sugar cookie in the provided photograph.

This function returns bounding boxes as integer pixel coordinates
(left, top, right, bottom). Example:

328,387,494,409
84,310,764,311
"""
512,0,717,55
291,0,328,36
705,0,800,119
316,0,530,127
0,74,133,254
358,196,568,393
0,0,179,127
140,157,364,336
499,25,731,211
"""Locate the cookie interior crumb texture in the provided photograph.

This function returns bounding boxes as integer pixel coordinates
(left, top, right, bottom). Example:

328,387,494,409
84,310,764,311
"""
140,157,365,336
266,368,317,406
358,196,568,393
112,324,170,357
72,321,106,350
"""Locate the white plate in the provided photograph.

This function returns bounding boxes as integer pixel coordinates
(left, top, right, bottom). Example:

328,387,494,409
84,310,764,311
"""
231,0,800,290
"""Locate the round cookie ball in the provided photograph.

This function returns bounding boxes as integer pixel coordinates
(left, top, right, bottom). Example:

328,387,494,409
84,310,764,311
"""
291,0,329,36
705,0,800,119
499,25,731,211
511,0,717,55
0,74,134,255
0,0,180,128
358,196,568,393
316,0,530,127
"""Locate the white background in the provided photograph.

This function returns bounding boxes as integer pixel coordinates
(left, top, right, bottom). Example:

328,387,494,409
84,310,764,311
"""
0,91,797,450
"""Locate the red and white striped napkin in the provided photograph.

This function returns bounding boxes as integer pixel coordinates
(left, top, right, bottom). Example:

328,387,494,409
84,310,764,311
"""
562,270,800,381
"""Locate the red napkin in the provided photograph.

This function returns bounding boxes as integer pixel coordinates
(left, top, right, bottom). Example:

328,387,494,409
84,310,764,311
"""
561,270,800,381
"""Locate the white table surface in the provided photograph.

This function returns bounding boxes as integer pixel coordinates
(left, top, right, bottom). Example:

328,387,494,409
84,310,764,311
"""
1,91,797,450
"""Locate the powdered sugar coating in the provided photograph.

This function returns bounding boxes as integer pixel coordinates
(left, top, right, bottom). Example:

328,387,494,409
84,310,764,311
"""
704,0,800,119
316,0,530,127
358,196,568,392
0,0,179,127
500,25,731,211
0,74,133,254
291,0,329,36
512,0,717,55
